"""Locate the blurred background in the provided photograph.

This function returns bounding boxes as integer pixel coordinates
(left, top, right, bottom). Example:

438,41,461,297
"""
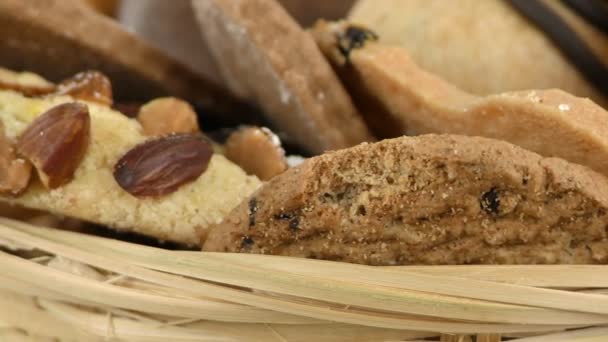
80,0,607,110
83,0,355,86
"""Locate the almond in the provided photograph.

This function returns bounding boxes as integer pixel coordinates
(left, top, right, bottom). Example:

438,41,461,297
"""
137,97,200,136
55,70,113,105
225,126,287,181
0,120,32,195
114,134,212,197
17,102,91,189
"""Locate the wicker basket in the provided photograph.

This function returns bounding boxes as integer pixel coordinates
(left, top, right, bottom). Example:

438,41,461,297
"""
0,217,607,342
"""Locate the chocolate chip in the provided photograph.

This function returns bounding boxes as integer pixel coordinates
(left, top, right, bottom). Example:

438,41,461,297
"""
289,216,300,231
480,188,500,215
241,236,254,249
338,25,379,58
248,198,258,227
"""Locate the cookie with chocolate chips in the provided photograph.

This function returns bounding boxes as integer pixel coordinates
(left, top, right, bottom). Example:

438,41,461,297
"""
204,134,608,265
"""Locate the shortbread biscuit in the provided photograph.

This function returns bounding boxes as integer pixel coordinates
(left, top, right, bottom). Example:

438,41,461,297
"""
204,134,608,265
348,0,608,107
312,21,608,178
191,0,374,154
0,90,261,245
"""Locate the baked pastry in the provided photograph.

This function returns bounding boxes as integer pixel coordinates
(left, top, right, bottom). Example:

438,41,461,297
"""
311,21,608,179
0,68,55,96
191,0,374,154
0,90,260,245
0,0,251,117
204,134,608,265
348,0,608,108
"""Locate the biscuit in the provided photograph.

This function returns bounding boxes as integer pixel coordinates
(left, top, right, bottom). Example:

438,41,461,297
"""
191,0,374,154
312,21,608,178
0,0,250,116
204,134,608,265
348,0,608,107
0,90,261,245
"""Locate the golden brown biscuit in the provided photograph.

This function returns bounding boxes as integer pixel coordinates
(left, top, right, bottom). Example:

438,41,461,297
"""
348,0,607,108
204,134,608,265
312,21,608,178
191,0,374,154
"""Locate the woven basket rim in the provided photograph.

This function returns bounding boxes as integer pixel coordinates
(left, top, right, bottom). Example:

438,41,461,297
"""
1,217,608,341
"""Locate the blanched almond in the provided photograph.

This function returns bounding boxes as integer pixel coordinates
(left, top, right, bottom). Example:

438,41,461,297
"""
17,103,91,189
225,126,287,181
56,70,113,105
137,97,199,136
0,120,31,195
114,134,212,197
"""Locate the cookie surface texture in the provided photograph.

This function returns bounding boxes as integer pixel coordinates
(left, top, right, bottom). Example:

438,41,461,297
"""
204,134,608,265
192,0,374,154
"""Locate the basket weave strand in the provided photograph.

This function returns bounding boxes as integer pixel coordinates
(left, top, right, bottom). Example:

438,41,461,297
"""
0,217,607,341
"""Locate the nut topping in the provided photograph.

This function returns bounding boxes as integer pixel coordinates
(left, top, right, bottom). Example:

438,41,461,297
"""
225,126,287,181
137,97,199,136
114,134,213,197
17,103,91,189
0,120,31,195
55,71,113,105
0,67,56,96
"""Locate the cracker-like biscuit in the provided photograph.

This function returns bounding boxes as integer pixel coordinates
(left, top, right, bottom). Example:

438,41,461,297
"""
348,0,608,107
0,90,261,245
191,0,374,154
312,21,608,178
204,134,608,265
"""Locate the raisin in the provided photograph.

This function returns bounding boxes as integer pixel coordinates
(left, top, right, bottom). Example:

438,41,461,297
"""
274,212,294,220
248,198,258,227
338,25,379,58
289,216,300,231
241,236,254,249
480,188,500,215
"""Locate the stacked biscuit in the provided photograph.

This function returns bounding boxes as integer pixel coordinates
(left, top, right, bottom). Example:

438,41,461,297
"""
1,0,608,265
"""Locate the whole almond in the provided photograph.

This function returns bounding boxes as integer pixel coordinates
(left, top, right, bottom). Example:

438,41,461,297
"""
56,70,113,105
17,102,91,189
137,97,199,136
114,134,213,197
0,120,32,195
225,126,287,181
